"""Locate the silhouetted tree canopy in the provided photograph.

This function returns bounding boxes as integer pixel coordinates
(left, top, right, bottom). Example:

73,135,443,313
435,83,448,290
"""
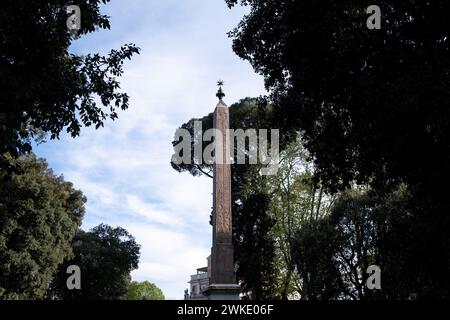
226,0,450,194
226,1,450,299
293,186,450,299
0,0,140,159
234,191,277,300
52,224,141,300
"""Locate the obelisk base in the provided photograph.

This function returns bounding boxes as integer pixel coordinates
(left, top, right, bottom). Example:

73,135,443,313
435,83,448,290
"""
210,243,235,284
204,284,241,300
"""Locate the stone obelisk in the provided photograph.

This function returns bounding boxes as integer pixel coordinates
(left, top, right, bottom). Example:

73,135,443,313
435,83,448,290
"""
205,82,241,300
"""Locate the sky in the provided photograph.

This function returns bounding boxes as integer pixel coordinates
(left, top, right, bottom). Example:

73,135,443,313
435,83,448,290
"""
33,0,266,299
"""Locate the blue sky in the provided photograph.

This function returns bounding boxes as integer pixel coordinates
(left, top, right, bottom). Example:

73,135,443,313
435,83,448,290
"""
34,0,266,299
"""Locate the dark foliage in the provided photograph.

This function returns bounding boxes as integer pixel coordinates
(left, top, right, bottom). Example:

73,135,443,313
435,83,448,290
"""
227,0,450,299
0,0,140,159
52,224,141,300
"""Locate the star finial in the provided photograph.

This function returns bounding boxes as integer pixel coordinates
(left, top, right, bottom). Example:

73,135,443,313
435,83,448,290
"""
216,80,225,101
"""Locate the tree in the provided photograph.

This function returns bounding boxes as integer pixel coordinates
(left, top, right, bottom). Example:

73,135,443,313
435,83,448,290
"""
267,140,335,299
291,218,343,300
326,189,386,300
226,0,450,194
0,0,140,159
233,168,277,300
0,154,85,299
52,224,141,300
226,0,450,298
291,186,433,300
125,281,164,300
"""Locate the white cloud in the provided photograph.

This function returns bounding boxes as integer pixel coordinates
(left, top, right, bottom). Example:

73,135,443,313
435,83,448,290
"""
126,194,183,227
126,223,210,300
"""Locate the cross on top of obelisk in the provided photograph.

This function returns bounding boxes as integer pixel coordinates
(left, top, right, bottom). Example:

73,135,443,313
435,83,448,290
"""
216,80,225,101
